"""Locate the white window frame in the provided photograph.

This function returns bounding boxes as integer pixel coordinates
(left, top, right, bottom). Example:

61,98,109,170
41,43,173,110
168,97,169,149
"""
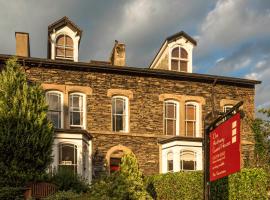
55,34,74,61
169,45,189,72
164,100,179,136
45,90,64,129
180,150,197,171
69,93,86,129
112,96,129,133
223,104,233,113
58,143,78,173
185,102,200,137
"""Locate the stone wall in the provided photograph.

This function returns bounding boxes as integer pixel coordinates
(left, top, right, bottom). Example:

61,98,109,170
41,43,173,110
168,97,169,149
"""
25,64,256,175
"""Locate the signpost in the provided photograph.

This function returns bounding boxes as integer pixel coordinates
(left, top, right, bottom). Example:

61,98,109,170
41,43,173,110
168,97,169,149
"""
209,113,241,182
204,101,243,200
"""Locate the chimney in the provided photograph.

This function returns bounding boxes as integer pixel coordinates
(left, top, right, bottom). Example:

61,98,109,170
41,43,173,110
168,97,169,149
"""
110,40,126,66
15,32,30,57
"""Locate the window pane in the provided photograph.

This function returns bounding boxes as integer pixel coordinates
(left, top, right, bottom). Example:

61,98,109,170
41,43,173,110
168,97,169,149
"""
180,61,188,72
180,48,188,58
167,152,173,171
48,111,60,128
171,47,179,58
66,49,73,58
181,151,196,170
71,112,81,126
166,103,175,118
56,35,65,46
166,119,176,135
56,47,64,57
115,99,124,114
47,93,61,111
171,60,179,71
186,121,194,137
66,36,73,47
60,145,76,164
186,105,196,120
116,115,123,131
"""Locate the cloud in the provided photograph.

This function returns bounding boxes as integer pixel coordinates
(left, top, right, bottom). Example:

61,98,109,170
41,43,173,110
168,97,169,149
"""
195,0,270,60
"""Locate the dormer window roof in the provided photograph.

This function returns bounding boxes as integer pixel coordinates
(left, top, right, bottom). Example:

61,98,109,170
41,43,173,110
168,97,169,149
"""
48,16,82,62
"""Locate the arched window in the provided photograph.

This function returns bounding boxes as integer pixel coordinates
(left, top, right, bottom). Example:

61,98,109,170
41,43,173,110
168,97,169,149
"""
55,34,74,60
45,91,63,128
59,143,77,173
167,152,173,172
185,102,199,137
170,46,188,72
164,100,179,135
180,150,196,171
112,96,129,132
69,93,86,129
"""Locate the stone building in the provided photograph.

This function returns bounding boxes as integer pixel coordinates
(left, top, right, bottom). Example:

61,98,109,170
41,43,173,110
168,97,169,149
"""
0,17,260,183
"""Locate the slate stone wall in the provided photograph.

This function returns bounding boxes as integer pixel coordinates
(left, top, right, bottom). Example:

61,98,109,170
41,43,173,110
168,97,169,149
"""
25,65,255,175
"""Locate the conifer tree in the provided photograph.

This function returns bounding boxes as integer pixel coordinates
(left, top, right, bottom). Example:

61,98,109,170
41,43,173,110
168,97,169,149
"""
112,152,152,200
0,58,54,187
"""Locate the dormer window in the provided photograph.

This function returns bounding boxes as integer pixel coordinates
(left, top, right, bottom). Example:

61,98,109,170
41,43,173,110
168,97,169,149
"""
55,35,74,60
48,16,82,62
170,46,188,72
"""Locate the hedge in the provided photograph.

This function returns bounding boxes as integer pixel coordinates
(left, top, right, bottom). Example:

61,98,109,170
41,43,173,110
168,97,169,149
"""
0,187,26,200
211,168,269,200
146,171,203,200
146,168,269,200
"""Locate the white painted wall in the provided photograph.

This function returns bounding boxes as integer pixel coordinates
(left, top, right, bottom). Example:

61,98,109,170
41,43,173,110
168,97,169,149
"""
52,132,92,183
161,140,203,173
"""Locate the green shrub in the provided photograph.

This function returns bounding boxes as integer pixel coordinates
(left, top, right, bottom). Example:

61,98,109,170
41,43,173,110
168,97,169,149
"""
146,171,203,200
211,168,269,200
89,152,152,200
51,168,89,193
0,187,26,200
44,190,81,200
146,168,269,200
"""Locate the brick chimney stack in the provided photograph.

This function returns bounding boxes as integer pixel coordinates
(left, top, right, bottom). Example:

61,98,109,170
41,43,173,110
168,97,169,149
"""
15,32,30,57
110,40,126,66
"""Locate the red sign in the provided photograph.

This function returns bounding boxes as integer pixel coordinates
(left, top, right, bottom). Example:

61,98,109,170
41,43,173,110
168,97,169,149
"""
210,113,241,182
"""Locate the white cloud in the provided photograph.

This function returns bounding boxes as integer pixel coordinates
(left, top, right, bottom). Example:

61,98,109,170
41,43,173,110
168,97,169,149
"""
196,0,270,58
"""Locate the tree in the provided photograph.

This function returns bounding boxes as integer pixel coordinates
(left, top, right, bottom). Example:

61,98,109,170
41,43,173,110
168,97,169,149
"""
0,58,54,187
112,152,152,200
89,152,152,200
251,108,270,170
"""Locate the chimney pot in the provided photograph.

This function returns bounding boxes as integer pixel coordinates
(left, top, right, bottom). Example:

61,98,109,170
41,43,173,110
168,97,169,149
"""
15,32,30,57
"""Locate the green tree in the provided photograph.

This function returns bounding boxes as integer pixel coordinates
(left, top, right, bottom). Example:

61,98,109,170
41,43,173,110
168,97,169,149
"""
251,108,270,169
112,152,152,200
89,152,152,200
0,58,54,187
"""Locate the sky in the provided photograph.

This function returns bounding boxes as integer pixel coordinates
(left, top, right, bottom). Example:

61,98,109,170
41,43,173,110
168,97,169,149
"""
0,0,269,112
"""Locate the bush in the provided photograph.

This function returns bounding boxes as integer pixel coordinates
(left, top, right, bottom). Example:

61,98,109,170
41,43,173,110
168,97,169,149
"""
89,152,152,200
0,187,26,200
211,168,269,200
146,171,203,200
146,168,269,200
44,190,81,200
51,168,89,193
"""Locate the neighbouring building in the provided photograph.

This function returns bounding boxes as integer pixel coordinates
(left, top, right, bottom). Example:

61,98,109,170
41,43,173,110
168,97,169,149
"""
0,17,260,183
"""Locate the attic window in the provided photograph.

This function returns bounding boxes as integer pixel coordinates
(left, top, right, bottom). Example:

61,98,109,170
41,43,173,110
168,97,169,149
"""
170,47,188,72
55,35,74,60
